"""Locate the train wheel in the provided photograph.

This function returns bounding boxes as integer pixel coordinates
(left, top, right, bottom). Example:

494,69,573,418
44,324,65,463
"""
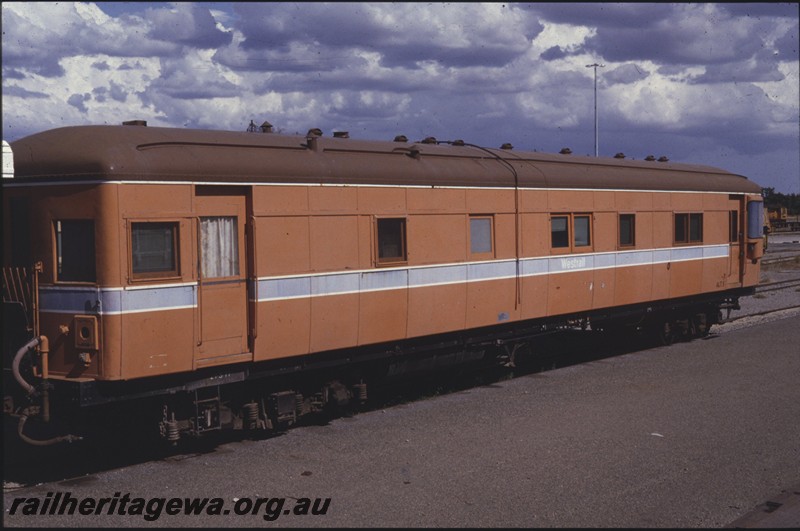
658,321,674,346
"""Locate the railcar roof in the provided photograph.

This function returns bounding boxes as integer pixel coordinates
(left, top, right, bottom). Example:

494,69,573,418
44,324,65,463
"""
8,125,762,194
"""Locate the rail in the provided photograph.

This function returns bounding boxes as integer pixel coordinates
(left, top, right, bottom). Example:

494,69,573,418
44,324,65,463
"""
2,263,41,333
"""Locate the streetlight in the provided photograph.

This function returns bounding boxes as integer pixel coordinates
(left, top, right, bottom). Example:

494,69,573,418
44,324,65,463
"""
586,63,605,157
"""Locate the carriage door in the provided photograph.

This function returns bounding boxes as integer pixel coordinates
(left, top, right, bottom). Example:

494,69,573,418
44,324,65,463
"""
194,190,252,368
728,195,745,286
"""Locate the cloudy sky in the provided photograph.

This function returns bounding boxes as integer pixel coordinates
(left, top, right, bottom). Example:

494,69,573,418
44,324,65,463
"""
2,2,798,193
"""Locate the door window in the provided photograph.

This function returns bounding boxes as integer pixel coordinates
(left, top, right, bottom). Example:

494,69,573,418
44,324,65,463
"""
200,216,239,278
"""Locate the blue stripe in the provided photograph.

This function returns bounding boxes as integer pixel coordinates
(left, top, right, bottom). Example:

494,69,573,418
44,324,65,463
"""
38,244,732,311
39,285,196,315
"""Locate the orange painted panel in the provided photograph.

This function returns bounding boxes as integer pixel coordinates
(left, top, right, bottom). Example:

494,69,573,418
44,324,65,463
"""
309,186,357,212
310,294,359,352
309,216,360,271
253,186,309,215
520,276,548,320
408,214,466,265
704,211,728,244
196,280,248,361
614,266,653,306
407,284,467,337
494,214,517,259
520,213,550,258
407,188,465,212
466,189,514,213
594,191,615,212
358,187,406,213
702,257,728,292
652,212,673,248
548,271,593,315
671,192,703,211
121,310,194,378
256,299,311,360
615,191,653,212
258,216,310,275
634,211,654,249
669,261,703,299
118,184,192,217
466,278,518,329
548,190,593,212
592,268,615,309
359,290,408,345
703,193,730,210
593,212,616,252
651,262,671,301
652,193,671,212
520,189,548,213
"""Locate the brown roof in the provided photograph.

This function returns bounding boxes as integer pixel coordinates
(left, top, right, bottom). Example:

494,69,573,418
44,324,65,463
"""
8,125,762,193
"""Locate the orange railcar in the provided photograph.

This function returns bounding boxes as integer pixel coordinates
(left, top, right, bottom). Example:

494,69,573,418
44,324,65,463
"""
2,123,764,444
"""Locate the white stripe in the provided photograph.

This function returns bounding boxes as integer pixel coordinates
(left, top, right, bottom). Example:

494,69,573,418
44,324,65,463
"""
256,244,731,302
2,179,756,196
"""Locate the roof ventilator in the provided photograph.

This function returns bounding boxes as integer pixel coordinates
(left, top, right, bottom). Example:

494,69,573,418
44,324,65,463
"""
645,155,656,161
560,148,572,155
614,153,626,159
122,120,147,126
658,156,669,162
305,128,323,151
501,143,513,150
420,136,438,144
393,135,408,142
333,131,350,139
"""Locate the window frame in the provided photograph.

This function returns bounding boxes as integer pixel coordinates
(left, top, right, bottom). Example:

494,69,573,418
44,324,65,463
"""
674,212,704,244
618,213,636,248
129,220,181,282
54,219,97,284
728,210,739,243
375,217,408,266
550,213,593,252
469,215,495,258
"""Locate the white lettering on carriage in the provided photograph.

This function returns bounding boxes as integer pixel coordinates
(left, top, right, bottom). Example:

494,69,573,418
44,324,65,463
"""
560,257,586,270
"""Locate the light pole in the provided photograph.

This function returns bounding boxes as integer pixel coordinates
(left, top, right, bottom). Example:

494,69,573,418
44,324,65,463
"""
586,63,605,157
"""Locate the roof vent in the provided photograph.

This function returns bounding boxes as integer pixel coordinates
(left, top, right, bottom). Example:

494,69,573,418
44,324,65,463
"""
614,152,625,159
658,156,669,162
305,128,323,151
645,155,656,161
559,147,572,155
420,136,438,144
394,135,408,142
260,121,273,133
123,120,147,126
500,143,513,150
333,131,349,139
452,139,465,146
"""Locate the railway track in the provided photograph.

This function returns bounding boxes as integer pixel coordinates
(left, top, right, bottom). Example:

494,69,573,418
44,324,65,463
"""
754,277,800,293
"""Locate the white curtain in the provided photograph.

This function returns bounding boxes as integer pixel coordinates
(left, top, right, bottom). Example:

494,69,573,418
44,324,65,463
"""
200,217,239,278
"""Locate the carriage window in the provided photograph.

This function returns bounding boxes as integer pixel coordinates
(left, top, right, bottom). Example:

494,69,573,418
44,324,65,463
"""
470,216,493,255
675,213,703,244
55,220,96,282
200,217,239,278
574,215,591,247
619,214,635,247
551,216,569,248
376,218,407,264
728,210,738,243
131,222,179,279
689,213,703,242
